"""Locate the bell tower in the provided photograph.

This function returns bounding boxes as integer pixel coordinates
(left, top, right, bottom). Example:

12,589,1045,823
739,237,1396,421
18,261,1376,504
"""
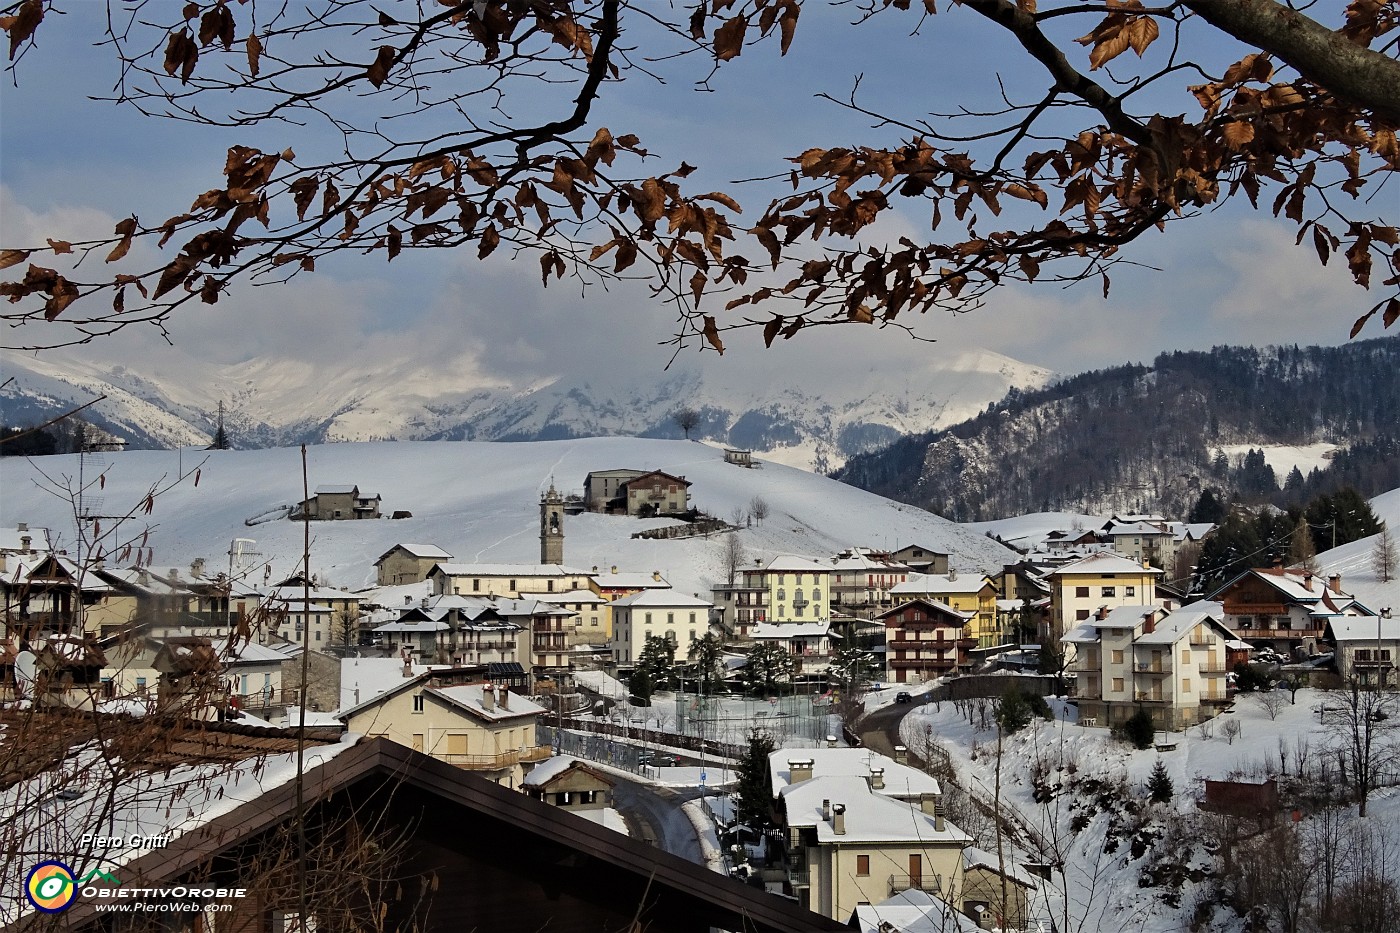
540,481,565,565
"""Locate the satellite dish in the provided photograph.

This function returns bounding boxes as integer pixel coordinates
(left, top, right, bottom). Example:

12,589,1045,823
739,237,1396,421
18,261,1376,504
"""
14,651,37,697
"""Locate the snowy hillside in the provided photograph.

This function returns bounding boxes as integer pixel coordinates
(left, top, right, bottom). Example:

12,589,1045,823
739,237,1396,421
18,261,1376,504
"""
0,437,1017,596
0,347,1051,471
1315,486,1400,612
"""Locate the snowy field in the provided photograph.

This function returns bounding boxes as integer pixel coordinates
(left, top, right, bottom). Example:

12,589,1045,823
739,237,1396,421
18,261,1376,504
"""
0,437,1016,598
1218,442,1340,478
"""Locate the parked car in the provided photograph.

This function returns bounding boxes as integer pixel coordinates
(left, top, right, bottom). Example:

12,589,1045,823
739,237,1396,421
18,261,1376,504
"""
895,692,913,704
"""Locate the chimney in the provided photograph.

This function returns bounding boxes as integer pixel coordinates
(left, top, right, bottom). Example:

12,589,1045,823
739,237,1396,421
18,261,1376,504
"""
653,570,662,582
405,595,413,606
831,803,846,836
870,767,885,790
1302,571,1314,590
1096,606,1109,621
401,654,413,677
948,568,957,581
1329,574,1343,595
191,557,205,579
826,734,838,748
788,758,814,784
894,745,908,765
934,799,945,833
821,799,831,820
611,565,618,574
921,794,938,815
20,535,32,553
498,686,510,709
0,554,6,574
592,565,598,572
481,684,495,711
421,596,429,609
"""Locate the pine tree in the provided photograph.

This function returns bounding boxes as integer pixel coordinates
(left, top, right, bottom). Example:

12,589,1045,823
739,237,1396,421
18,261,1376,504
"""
733,729,777,830
1148,760,1174,803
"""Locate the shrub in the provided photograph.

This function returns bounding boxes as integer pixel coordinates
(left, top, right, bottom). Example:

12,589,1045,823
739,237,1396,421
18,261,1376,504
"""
1123,709,1156,749
1148,760,1174,803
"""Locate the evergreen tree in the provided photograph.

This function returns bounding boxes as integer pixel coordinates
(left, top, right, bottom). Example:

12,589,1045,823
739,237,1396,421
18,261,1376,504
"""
741,643,794,696
635,636,677,691
686,633,726,695
733,729,777,830
1122,709,1155,750
628,667,654,705
995,687,1033,735
1189,489,1227,524
1148,760,1174,803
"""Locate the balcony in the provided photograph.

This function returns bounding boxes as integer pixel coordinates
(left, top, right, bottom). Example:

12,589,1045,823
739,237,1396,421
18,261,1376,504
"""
1198,660,1231,673
888,875,944,897
1134,691,1173,703
438,746,553,771
1135,663,1166,675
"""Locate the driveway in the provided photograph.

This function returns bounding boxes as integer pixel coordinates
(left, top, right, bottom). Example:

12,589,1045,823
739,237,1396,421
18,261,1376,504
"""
610,777,708,864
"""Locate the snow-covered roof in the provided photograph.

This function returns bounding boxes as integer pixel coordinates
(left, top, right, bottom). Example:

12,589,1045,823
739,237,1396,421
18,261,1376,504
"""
1213,567,1349,604
1049,552,1163,577
877,597,973,622
890,573,991,596
783,775,971,844
962,846,1041,888
227,640,292,665
377,542,453,561
374,618,451,633
314,484,358,495
764,555,832,573
610,589,713,609
854,890,982,933
1104,521,1171,537
427,683,546,722
769,748,940,799
594,571,670,589
0,524,49,552
430,562,592,577
1135,601,1228,645
1326,616,1400,643
522,754,614,787
538,589,606,605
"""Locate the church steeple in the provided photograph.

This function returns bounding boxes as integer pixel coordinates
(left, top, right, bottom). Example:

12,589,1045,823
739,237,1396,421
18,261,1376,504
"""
540,481,564,565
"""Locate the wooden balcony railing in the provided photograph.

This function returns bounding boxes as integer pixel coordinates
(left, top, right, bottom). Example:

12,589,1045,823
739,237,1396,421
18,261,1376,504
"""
438,745,553,770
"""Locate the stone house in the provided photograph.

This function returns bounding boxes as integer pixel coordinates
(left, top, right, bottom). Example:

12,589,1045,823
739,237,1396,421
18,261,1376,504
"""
376,543,455,585
295,484,382,520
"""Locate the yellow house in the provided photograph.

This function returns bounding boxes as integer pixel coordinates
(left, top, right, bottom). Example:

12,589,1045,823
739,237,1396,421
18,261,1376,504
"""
763,556,832,623
776,765,970,923
339,674,551,788
427,562,593,598
1048,552,1162,641
889,572,1000,649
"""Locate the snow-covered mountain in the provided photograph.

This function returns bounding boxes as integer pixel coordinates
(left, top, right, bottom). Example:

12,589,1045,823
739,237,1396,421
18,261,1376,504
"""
0,347,1051,471
0,437,1019,597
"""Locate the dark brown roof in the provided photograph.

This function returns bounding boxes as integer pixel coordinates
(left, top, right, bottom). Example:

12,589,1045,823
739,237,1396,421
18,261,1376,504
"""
58,738,845,933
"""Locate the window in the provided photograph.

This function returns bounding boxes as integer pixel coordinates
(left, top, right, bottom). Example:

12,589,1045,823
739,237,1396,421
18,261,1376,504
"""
1112,677,1124,693
1125,586,1136,597
1181,649,1191,663
135,677,148,696
645,612,653,624
1076,609,1091,621
547,580,555,592
413,694,425,713
667,612,674,625
1182,678,1192,693
1075,586,1090,598
795,603,804,617
1102,586,1116,597
777,588,785,601
1111,649,1124,664
473,578,480,591
813,589,821,602
509,579,517,590
315,630,322,642
856,855,870,876
778,605,785,617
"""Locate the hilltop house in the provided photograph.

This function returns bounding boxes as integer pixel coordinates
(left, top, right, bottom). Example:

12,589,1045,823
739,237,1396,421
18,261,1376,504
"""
1062,602,1235,730
620,470,693,517
294,484,382,520
583,468,647,512
1323,612,1398,686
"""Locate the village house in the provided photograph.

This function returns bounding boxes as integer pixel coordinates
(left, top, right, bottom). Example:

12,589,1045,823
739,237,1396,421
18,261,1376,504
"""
427,562,593,598
1209,567,1368,657
1062,601,1235,730
827,548,912,617
889,572,1000,650
1323,611,1398,686
889,544,951,575
375,543,455,585
582,468,647,512
0,553,128,640
523,754,616,812
762,555,832,623
749,622,837,678
294,484,382,520
338,674,550,788
538,586,610,646
769,749,971,923
610,589,713,665
0,633,107,709
1046,552,1163,642
877,598,976,684
620,469,693,517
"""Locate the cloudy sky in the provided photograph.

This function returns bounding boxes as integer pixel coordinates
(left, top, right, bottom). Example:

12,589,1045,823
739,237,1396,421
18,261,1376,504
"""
0,2,1382,392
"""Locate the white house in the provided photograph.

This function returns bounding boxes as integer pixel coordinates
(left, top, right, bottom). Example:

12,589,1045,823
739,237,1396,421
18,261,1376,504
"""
609,590,714,664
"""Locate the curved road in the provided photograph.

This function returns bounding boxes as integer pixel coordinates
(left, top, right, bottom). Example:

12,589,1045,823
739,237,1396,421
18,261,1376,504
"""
611,778,709,863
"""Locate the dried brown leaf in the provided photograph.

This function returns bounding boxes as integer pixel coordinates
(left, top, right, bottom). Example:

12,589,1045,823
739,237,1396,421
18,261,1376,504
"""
713,15,747,62
0,249,31,269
